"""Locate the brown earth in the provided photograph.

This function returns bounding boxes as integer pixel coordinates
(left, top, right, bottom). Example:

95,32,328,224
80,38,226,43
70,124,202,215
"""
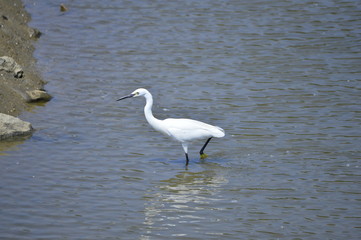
0,0,50,117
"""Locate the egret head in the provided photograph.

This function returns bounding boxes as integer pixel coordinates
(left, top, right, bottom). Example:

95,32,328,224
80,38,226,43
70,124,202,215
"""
117,88,149,101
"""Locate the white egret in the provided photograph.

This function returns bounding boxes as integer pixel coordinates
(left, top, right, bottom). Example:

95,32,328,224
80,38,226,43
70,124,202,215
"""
117,88,225,166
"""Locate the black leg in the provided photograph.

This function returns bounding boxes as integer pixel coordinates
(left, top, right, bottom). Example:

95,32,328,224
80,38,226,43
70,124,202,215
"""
185,153,189,166
200,138,212,156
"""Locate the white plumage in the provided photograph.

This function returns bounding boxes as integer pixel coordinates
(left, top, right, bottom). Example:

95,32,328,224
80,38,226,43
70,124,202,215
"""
117,88,225,165
163,118,225,141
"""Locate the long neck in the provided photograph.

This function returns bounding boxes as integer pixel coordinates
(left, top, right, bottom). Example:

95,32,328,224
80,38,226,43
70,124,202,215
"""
143,92,161,128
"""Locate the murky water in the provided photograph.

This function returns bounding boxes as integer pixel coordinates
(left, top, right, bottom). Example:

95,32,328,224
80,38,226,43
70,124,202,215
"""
1,0,361,239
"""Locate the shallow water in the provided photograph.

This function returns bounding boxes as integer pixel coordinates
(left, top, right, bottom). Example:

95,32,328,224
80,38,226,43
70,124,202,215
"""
1,0,360,239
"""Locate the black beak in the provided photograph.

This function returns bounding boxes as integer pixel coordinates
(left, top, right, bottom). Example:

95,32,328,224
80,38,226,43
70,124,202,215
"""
117,93,135,101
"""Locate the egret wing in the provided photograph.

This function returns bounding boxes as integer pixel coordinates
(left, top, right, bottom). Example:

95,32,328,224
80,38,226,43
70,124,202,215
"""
163,118,224,142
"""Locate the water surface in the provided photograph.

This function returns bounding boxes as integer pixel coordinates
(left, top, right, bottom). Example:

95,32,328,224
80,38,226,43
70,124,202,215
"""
1,0,360,239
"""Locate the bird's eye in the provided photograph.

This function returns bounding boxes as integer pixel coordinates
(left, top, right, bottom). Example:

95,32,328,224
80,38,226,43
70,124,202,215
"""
135,92,139,96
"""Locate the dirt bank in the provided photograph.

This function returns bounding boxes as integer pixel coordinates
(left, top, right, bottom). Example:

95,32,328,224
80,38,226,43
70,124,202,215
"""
0,0,51,117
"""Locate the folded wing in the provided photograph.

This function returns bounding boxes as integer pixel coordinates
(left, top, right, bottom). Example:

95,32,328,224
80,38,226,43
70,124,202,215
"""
162,118,225,142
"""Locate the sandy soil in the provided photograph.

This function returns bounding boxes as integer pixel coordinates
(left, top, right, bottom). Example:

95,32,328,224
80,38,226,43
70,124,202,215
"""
0,0,50,116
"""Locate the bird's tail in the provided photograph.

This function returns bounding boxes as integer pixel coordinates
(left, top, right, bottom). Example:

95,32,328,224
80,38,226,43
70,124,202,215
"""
214,126,225,138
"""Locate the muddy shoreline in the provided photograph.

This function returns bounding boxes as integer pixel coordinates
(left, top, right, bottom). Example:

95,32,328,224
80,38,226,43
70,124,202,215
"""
0,0,50,139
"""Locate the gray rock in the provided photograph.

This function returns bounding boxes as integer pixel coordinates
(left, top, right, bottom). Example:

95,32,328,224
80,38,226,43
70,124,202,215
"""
26,89,52,102
28,27,42,39
0,113,33,140
0,56,24,78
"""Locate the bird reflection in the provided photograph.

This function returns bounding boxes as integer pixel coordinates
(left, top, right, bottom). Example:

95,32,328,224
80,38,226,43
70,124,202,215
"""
141,167,228,237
